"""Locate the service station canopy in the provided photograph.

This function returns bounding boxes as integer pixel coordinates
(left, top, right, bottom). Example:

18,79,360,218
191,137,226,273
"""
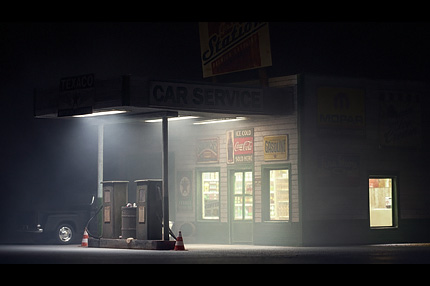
34,74,294,119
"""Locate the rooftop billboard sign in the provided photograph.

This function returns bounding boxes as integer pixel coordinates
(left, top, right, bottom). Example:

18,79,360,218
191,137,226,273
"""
199,22,272,78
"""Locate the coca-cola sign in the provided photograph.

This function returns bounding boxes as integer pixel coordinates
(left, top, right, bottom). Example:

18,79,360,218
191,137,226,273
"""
227,128,254,164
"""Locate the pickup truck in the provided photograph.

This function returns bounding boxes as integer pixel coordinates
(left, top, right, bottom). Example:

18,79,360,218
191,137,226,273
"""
16,196,96,244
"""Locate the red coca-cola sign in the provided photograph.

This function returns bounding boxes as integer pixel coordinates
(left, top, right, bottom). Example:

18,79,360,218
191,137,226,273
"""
227,128,254,164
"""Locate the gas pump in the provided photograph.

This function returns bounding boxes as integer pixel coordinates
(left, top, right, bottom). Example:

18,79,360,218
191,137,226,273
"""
101,181,128,239
135,180,163,240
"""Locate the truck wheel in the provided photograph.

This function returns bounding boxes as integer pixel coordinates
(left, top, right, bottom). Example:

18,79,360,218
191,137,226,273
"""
55,223,75,244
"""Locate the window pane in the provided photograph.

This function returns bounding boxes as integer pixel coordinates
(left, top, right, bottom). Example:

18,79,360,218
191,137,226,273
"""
245,171,253,195
234,172,243,194
245,196,253,220
269,169,289,221
202,172,219,219
234,196,243,220
369,178,393,227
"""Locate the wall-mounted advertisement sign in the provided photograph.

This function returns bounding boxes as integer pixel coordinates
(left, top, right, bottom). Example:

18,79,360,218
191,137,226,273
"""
264,135,288,161
317,87,365,136
199,22,272,78
379,91,421,148
176,171,193,214
227,128,254,164
196,138,219,163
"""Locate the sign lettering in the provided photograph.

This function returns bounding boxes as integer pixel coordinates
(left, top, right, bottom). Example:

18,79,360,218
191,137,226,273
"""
264,135,288,161
227,128,254,164
150,81,263,114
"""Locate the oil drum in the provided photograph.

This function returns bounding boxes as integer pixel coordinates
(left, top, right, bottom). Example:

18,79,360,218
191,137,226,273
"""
121,206,136,238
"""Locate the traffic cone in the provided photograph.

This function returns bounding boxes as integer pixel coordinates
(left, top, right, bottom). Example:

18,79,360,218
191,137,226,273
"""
81,228,89,247
174,231,186,251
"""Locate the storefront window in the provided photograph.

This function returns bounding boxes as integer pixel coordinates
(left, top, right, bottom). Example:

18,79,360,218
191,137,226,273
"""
201,172,220,220
369,177,395,228
270,169,289,221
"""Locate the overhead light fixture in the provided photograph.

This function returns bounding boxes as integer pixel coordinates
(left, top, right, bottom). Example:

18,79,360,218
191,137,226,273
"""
145,116,199,123
73,110,127,118
193,117,247,125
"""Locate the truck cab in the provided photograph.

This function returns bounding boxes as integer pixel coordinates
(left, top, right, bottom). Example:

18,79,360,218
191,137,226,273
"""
16,195,95,244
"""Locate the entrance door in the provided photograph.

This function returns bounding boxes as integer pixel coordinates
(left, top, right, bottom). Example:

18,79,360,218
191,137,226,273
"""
230,170,253,244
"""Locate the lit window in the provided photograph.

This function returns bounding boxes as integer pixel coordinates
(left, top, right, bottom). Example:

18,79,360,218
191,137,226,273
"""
201,172,220,220
270,170,289,221
369,177,396,228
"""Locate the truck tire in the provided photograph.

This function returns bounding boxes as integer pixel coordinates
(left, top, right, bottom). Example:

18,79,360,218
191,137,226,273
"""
55,223,75,244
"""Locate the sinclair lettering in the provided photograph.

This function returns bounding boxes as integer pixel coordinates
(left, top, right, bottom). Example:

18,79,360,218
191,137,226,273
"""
150,81,263,114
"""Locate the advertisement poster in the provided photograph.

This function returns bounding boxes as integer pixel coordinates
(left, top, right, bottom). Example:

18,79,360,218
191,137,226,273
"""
379,91,421,148
317,87,365,135
227,128,254,164
199,22,272,78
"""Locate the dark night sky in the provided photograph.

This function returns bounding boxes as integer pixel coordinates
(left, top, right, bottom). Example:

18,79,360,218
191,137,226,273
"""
1,21,430,237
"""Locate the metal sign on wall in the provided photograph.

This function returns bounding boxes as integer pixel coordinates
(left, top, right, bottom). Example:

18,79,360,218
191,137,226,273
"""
227,128,254,164
264,135,288,161
196,138,219,163
199,22,272,78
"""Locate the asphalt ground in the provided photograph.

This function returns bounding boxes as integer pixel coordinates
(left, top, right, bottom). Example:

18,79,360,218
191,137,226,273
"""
1,243,430,264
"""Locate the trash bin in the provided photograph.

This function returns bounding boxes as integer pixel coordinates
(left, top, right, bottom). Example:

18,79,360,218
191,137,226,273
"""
121,206,137,239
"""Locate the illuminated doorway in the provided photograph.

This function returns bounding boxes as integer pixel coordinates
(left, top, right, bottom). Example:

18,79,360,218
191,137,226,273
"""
369,177,397,228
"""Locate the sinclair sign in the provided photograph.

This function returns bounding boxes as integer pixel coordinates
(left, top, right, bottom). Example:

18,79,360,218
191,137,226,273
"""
199,22,272,78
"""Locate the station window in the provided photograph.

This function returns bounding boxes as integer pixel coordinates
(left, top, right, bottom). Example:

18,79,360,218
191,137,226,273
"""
369,177,397,228
201,171,220,220
262,164,290,221
270,169,289,221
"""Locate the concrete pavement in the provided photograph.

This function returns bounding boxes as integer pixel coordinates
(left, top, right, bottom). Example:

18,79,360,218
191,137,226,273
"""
1,243,430,264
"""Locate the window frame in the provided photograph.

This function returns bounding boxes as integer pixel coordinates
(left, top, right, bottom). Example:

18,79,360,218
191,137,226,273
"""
261,163,291,222
368,175,398,229
196,168,221,221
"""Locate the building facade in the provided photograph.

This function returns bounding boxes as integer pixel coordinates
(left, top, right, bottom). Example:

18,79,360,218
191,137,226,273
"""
34,73,430,246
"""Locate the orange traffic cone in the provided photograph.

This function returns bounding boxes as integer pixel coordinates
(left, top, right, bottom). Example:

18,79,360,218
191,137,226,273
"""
174,231,186,251
81,228,89,247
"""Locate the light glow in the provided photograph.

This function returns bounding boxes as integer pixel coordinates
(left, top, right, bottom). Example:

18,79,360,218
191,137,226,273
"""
145,116,198,123
73,110,127,118
193,117,247,125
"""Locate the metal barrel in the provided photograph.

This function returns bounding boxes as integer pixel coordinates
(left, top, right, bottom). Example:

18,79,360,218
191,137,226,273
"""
121,206,137,238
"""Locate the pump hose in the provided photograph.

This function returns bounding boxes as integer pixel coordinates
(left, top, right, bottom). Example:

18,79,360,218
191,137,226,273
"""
85,204,103,239
85,205,178,240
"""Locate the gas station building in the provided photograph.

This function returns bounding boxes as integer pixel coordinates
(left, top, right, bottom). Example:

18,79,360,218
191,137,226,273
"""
34,73,430,246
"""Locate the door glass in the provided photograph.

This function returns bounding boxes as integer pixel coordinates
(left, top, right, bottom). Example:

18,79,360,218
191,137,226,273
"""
234,172,243,194
234,196,243,220
233,171,253,221
369,178,394,227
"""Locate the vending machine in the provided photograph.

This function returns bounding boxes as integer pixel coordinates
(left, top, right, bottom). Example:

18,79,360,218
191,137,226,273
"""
135,180,163,240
